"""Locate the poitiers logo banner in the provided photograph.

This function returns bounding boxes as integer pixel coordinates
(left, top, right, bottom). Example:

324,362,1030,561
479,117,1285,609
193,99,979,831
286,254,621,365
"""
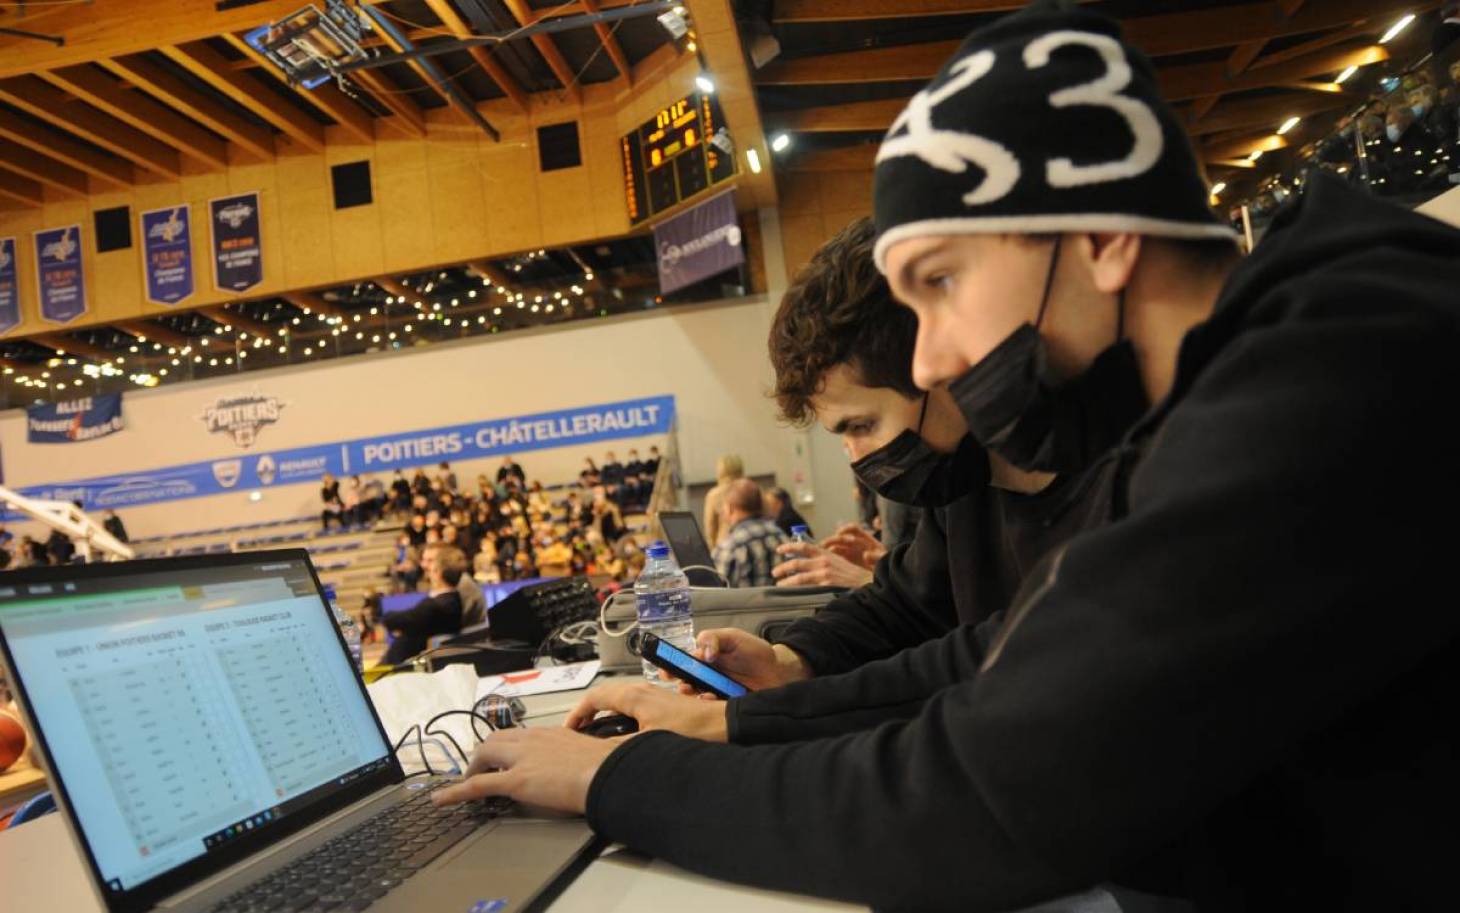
0,237,17,335
9,395,675,513
210,191,263,293
141,205,194,306
654,189,743,295
27,393,124,444
33,224,87,324
199,390,286,449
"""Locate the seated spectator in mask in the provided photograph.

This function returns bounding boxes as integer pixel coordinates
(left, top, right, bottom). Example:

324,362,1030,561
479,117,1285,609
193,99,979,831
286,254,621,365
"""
391,469,412,514
497,455,526,488
102,509,129,544
710,479,788,588
762,486,811,539
410,467,431,497
47,528,76,565
438,461,458,493
405,513,429,547
320,473,344,531
527,481,552,515
537,537,574,574
625,449,646,480
390,533,421,593
341,476,362,528
382,544,467,665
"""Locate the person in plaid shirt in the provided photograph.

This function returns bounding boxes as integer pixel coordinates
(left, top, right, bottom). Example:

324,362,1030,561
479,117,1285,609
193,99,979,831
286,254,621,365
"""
710,479,787,588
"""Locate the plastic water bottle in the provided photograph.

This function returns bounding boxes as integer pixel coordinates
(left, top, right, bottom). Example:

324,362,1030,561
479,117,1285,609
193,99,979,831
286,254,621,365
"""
634,541,694,685
325,584,363,674
790,524,812,545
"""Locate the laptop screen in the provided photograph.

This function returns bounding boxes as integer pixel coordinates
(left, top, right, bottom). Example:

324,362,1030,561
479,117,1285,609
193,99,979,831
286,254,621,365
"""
658,511,715,571
0,552,395,908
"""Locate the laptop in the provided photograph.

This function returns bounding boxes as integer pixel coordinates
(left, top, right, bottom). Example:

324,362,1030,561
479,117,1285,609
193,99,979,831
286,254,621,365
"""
655,511,724,588
0,549,602,913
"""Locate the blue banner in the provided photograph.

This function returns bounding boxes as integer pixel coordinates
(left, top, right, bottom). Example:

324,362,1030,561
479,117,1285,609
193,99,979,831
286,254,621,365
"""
141,205,194,306
210,192,263,293
11,395,674,512
0,236,17,335
33,224,86,323
27,393,124,444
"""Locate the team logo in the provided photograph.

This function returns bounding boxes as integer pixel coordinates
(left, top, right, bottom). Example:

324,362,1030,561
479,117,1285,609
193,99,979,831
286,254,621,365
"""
212,459,242,488
255,454,277,486
199,390,286,449
148,209,187,243
41,228,78,262
216,202,255,230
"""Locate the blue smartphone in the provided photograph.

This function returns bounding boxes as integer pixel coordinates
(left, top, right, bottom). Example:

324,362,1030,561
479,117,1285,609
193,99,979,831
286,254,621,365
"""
636,632,749,699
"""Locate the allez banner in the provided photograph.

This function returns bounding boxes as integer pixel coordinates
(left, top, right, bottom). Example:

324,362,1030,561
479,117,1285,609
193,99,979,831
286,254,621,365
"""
11,395,674,512
0,236,17,334
33,224,87,323
210,191,263,293
27,393,125,444
140,205,195,306
653,189,744,295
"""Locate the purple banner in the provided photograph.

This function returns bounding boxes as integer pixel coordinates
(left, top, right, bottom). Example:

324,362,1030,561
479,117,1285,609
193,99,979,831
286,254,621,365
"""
0,236,17,335
210,191,263,293
33,224,86,324
141,204,194,306
653,189,744,295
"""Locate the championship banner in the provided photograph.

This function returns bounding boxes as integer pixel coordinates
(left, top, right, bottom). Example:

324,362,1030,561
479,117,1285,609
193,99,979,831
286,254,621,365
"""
26,393,125,444
141,205,195,306
0,236,17,335
33,224,87,324
653,189,744,295
10,395,675,512
210,191,263,293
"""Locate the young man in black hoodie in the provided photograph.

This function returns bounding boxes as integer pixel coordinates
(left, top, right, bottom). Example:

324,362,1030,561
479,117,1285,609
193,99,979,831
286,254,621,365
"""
434,4,1460,911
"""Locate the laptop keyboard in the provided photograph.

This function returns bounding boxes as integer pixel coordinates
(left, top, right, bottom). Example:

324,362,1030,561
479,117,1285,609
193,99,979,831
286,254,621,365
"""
209,788,511,913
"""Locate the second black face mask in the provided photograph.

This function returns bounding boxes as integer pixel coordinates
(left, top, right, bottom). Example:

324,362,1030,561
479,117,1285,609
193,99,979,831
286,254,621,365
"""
850,431,985,508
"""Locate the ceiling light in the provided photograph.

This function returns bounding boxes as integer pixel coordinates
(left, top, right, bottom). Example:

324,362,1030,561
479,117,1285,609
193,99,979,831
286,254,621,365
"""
771,133,791,153
1210,181,1227,196
278,346,287,354
1380,13,1415,44
1248,149,1264,162
1336,65,1358,84
1276,116,1300,135
370,307,378,315
695,75,715,94
746,148,762,173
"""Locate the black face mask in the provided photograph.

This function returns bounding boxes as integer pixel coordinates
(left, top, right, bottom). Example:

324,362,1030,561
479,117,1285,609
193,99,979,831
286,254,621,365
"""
849,397,986,507
947,237,1149,474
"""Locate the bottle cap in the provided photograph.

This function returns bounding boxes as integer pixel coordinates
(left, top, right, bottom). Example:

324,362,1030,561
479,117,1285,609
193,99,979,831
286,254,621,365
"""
322,584,337,602
791,525,808,537
646,541,671,559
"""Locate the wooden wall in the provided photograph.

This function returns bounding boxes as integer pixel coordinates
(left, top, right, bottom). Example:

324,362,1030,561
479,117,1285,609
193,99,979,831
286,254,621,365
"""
776,158,875,284
0,52,705,339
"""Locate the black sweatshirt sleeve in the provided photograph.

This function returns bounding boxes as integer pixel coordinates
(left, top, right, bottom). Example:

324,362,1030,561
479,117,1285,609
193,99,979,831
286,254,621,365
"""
771,511,957,676
384,594,450,635
584,314,1460,912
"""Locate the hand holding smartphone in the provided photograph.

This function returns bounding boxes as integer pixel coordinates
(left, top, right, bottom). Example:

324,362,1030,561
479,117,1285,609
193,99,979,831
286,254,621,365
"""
634,631,749,699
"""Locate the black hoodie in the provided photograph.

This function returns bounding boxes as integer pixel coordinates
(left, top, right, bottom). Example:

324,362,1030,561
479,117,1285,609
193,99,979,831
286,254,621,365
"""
584,177,1460,911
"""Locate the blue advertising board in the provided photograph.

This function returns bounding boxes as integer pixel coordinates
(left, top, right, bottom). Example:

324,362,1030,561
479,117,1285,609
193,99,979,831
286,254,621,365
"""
11,395,674,512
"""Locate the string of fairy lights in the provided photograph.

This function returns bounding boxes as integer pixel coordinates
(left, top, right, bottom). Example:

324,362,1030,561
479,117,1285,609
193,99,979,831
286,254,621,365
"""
1,252,633,403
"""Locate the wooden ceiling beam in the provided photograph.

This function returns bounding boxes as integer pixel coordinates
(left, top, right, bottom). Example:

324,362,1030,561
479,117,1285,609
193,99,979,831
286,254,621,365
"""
367,17,458,113
0,76,182,179
160,42,325,152
200,306,275,340
772,0,1090,21
372,276,418,301
0,139,88,197
502,0,582,102
219,33,377,145
578,0,634,84
785,144,879,173
1186,92,1353,136
1249,21,1376,71
0,0,308,79
101,55,276,161
466,260,516,289
771,97,906,133
0,168,43,208
33,334,116,364
282,291,349,322
39,65,231,170
421,0,530,111
118,321,193,350
1160,43,1386,102
349,69,428,138
0,118,132,190
757,40,959,85
1124,0,1438,58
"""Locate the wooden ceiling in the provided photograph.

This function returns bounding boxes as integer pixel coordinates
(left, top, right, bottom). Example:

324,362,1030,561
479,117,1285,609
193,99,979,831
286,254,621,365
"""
756,0,1440,196
0,0,675,209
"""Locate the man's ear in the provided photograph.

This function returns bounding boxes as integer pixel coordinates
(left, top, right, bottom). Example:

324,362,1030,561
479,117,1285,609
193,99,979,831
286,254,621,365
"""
1079,232,1142,296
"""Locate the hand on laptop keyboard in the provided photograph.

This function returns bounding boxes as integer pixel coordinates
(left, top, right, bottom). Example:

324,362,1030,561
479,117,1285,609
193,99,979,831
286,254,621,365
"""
430,728,622,815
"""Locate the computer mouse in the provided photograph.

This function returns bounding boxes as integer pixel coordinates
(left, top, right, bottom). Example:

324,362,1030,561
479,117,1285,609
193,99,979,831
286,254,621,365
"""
579,713,639,738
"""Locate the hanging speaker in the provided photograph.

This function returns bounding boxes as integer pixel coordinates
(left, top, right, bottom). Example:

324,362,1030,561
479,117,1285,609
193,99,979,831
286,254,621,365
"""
94,206,132,252
332,160,373,209
537,121,581,172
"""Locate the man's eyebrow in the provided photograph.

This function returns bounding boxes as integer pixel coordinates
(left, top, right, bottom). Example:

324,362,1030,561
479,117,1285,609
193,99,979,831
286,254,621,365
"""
829,414,872,435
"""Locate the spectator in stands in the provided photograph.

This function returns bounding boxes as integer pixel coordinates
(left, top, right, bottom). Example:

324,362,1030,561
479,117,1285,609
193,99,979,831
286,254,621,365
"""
45,527,76,565
424,509,442,532
565,491,593,527
424,528,441,547
474,537,499,583
763,486,811,539
602,450,625,494
441,523,462,552
411,468,431,498
320,472,345,531
593,486,626,544
711,478,788,588
497,455,526,488
405,513,429,547
389,533,421,593
340,476,362,529
22,535,46,566
512,551,537,580
580,457,601,489
382,544,468,665
703,454,745,547
359,474,386,525
625,449,645,479
646,445,662,476
101,509,129,544
527,480,552,515
390,469,412,515
537,536,574,574
458,557,486,629
435,461,455,493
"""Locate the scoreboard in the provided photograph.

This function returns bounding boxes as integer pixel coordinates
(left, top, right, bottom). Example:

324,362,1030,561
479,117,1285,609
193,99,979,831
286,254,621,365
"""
621,91,735,224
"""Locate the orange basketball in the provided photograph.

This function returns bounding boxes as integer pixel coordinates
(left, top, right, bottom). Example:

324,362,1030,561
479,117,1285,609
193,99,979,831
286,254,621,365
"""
0,710,26,772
